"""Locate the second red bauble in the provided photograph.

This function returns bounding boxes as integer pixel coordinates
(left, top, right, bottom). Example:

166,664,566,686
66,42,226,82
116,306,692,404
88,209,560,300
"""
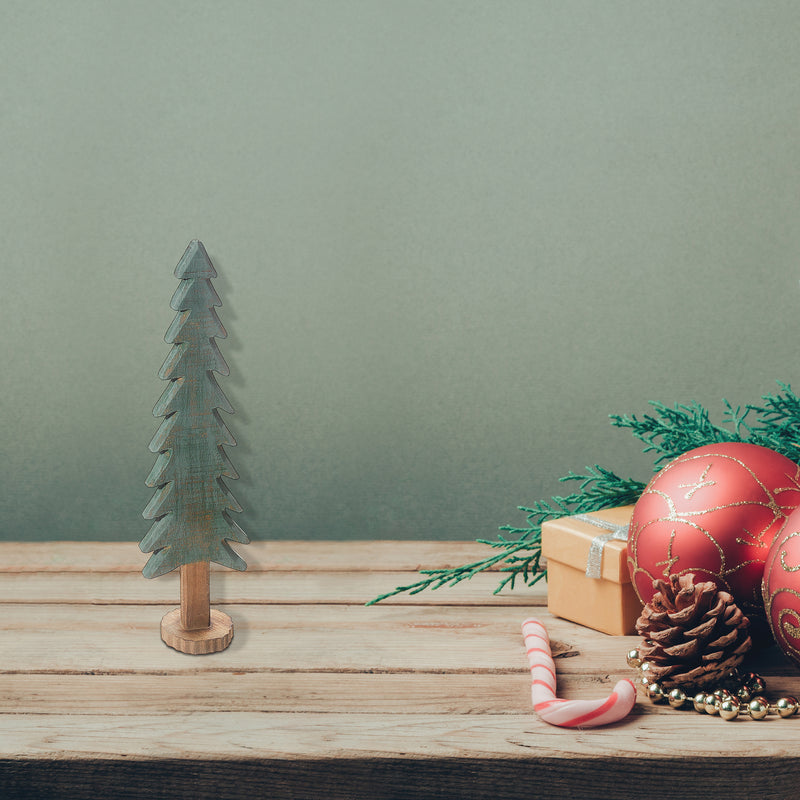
762,505,800,666
627,442,800,617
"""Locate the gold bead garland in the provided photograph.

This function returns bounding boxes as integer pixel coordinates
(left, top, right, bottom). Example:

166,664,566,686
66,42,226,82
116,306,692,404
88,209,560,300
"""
626,648,798,721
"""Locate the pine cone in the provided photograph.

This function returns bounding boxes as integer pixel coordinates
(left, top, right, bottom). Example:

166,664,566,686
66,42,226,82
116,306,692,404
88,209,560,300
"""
636,573,752,690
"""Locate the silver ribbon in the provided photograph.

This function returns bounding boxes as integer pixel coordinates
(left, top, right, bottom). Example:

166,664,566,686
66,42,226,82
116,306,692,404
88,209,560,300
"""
574,514,630,579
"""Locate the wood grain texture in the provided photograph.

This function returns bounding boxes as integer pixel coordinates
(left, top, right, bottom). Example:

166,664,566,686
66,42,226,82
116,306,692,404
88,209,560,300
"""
2,541,800,800
161,608,233,654
0,673,536,714
179,562,210,630
4,757,800,800
7,709,800,760
0,604,601,674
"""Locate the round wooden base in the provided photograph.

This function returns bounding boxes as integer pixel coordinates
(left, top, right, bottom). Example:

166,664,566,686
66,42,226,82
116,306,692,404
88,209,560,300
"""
160,608,234,655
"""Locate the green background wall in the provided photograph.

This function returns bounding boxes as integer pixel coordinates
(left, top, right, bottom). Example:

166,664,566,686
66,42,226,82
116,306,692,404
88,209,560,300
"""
4,1,800,543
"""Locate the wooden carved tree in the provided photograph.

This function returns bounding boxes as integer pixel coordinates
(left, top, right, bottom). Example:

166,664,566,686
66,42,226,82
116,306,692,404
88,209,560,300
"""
140,240,249,653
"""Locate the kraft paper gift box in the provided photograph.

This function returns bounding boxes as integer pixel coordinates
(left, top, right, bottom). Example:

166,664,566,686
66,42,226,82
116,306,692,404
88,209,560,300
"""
541,506,642,636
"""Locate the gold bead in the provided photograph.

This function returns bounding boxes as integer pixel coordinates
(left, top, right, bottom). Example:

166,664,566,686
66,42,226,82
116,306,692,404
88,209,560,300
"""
748,675,767,694
736,685,751,703
646,683,666,703
704,695,721,715
668,688,687,708
714,688,734,703
776,696,799,718
626,649,642,669
748,696,769,720
719,698,740,721
693,692,708,713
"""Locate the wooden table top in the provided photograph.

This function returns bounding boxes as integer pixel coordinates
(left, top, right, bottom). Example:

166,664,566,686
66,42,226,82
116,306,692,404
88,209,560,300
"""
2,540,800,800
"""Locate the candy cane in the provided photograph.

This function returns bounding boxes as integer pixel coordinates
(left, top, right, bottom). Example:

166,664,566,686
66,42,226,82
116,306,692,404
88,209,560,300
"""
522,618,636,728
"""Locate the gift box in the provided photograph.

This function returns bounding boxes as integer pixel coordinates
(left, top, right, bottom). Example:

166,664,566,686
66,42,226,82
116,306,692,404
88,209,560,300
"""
541,506,642,636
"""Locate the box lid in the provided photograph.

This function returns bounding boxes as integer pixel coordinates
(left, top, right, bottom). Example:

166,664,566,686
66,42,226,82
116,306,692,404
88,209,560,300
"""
541,506,634,584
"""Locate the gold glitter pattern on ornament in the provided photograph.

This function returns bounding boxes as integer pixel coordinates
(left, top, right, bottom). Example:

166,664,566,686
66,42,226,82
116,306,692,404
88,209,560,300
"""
764,585,800,664
736,527,766,548
779,533,800,572
678,463,716,500
655,530,679,578
780,607,800,639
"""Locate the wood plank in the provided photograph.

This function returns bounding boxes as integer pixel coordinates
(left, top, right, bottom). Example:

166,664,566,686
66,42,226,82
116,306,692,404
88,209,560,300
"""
1,754,796,800
0,673,537,715
31,670,795,716
0,571,547,606
26,670,800,718
7,664,797,715
0,540,520,573
0,604,624,674
3,709,800,762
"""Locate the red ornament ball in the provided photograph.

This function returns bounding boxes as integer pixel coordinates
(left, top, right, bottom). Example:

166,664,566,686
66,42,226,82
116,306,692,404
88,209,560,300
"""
627,442,800,617
763,506,800,666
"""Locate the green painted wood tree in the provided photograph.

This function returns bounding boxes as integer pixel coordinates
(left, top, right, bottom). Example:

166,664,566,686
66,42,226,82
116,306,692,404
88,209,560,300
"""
140,240,249,580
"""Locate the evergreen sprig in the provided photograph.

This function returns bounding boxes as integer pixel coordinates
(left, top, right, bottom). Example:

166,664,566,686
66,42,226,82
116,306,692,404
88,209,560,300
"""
731,382,800,461
609,382,800,467
369,381,800,605
366,466,644,604
609,401,743,467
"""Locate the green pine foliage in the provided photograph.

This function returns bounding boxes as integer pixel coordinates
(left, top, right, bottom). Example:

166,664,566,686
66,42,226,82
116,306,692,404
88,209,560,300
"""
609,401,742,466
369,381,800,604
366,466,644,605
610,382,800,466
730,382,800,461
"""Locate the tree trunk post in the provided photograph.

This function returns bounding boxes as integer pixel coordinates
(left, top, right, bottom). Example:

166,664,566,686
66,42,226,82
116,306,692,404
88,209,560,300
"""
180,561,211,630
160,561,234,654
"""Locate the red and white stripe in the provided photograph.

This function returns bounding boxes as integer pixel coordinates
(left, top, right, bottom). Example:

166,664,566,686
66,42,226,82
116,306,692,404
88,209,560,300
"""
522,618,636,728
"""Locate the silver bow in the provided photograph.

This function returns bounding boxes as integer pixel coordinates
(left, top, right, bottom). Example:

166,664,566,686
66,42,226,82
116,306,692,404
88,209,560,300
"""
574,514,630,579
